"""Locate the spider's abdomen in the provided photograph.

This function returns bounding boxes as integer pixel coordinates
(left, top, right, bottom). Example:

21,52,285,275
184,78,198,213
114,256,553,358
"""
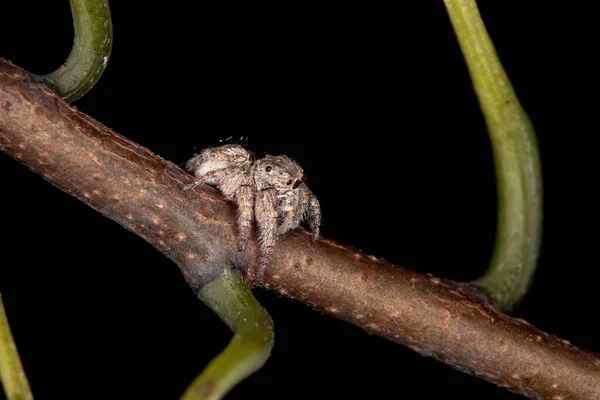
186,144,251,181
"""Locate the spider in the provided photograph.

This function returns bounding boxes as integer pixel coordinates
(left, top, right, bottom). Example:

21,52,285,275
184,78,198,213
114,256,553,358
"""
180,144,321,278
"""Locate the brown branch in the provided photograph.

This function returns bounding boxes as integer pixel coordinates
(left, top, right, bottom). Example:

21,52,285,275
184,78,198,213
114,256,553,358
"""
1,58,599,399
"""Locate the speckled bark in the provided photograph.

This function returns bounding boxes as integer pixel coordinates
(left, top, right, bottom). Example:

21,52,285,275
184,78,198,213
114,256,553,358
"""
1,59,599,399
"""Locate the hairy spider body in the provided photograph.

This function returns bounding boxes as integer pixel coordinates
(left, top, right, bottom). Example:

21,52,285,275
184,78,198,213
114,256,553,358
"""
182,144,253,198
181,144,321,278
182,144,254,251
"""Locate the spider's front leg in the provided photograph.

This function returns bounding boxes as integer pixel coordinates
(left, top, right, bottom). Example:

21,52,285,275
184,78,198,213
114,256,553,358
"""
306,194,321,243
236,184,254,252
277,192,300,236
253,189,278,279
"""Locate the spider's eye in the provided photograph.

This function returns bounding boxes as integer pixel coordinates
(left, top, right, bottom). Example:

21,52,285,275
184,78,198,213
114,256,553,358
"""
266,166,272,172
287,180,293,185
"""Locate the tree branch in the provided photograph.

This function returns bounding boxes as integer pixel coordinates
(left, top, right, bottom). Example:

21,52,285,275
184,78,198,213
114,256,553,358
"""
1,58,599,399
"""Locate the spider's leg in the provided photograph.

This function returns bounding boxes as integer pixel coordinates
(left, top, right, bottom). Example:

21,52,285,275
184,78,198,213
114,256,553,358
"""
236,184,254,251
179,176,207,191
254,189,278,279
306,194,321,243
277,192,300,236
179,166,243,191
291,188,310,229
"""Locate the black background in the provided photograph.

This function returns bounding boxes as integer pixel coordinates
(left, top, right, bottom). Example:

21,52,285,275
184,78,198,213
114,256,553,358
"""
1,1,598,399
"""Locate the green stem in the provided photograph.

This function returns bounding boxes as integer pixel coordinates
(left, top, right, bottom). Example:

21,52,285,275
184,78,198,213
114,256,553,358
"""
181,270,274,400
45,0,113,103
0,293,33,400
443,0,543,312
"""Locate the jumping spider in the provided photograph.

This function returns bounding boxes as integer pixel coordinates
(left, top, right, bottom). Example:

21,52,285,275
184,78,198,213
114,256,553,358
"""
180,144,321,278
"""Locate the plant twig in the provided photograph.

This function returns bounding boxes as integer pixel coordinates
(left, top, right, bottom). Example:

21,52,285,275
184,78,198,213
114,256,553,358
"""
443,0,543,312
0,293,33,400
44,0,113,103
1,59,598,399
181,270,274,400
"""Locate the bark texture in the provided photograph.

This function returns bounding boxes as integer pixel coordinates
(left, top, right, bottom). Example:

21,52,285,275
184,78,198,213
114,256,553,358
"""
1,58,599,399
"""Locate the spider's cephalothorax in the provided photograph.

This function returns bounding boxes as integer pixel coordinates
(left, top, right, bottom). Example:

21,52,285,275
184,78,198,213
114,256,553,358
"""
253,155,304,191
181,144,321,278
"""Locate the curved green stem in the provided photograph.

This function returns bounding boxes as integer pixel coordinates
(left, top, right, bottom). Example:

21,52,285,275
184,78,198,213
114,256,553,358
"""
45,0,112,103
0,293,33,400
443,0,543,312
181,270,274,400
